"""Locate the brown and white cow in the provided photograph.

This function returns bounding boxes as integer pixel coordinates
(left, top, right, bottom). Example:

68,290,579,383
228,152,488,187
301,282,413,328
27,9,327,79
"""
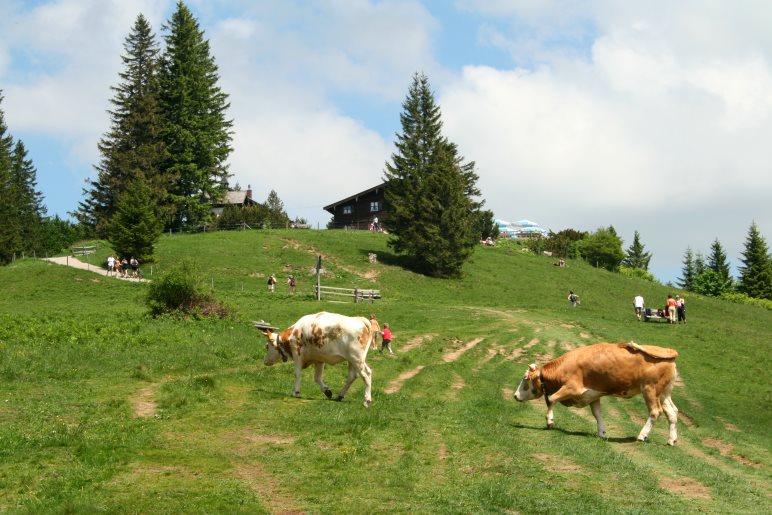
514,342,680,445
262,312,374,407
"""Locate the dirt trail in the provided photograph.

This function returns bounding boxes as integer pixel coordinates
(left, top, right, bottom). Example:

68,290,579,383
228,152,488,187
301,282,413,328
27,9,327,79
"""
44,256,147,282
384,366,425,394
443,337,484,363
131,384,159,418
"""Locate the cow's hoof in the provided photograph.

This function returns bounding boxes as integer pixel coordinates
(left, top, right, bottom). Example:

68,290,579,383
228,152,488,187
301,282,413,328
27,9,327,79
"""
667,439,676,446
546,422,554,429
363,399,372,408
292,391,301,398
334,395,344,402
324,389,333,399
636,437,647,443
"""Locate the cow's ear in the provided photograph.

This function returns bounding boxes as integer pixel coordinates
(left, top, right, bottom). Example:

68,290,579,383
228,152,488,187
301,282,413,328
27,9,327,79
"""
528,363,537,371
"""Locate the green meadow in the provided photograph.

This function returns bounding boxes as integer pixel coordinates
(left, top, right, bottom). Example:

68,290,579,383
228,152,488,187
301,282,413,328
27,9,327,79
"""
1,229,770,514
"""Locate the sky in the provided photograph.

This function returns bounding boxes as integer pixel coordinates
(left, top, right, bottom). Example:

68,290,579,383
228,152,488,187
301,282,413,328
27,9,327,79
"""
1,0,771,284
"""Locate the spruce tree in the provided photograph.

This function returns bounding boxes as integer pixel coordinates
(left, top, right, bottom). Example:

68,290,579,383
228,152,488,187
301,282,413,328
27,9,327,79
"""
76,14,167,237
707,238,733,291
622,230,652,270
0,92,20,264
738,222,772,300
10,140,47,255
265,190,290,227
694,252,706,276
159,1,233,229
677,247,696,290
383,72,483,278
108,177,163,262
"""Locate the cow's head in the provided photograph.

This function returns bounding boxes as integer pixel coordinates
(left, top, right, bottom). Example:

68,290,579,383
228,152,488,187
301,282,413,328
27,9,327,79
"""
514,364,542,402
262,330,288,366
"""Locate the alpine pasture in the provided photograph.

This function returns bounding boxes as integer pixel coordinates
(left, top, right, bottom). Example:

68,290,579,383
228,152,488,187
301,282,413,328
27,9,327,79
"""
1,229,770,514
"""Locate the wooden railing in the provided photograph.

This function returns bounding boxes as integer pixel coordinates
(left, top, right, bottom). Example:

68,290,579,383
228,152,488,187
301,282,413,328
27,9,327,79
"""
315,285,381,303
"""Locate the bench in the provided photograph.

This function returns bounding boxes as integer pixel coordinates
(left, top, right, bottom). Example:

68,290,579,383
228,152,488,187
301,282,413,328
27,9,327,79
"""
643,309,671,323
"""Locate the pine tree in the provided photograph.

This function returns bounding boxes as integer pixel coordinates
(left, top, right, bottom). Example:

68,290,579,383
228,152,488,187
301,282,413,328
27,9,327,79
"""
383,72,483,278
10,140,47,255
108,177,163,262
707,238,733,291
738,222,772,300
694,252,706,276
76,14,167,237
677,247,696,290
159,1,233,229
265,190,290,227
0,92,21,264
622,230,652,270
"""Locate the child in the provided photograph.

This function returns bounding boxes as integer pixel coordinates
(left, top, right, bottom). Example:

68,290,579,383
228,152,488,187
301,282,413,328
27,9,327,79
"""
369,313,381,351
381,323,393,354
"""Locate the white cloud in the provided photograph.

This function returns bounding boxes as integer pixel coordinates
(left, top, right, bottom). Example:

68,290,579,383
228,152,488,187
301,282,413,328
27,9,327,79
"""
440,2,772,280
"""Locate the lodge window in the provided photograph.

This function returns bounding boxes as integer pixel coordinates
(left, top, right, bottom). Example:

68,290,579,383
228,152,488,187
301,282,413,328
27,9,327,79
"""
342,205,352,214
370,201,381,212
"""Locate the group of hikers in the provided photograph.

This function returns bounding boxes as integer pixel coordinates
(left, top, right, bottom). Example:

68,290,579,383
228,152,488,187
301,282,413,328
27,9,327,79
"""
634,293,686,324
266,273,296,295
568,289,687,324
106,255,140,279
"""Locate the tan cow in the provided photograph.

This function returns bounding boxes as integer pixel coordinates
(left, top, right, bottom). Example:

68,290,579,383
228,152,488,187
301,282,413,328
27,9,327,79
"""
514,342,680,445
262,312,374,407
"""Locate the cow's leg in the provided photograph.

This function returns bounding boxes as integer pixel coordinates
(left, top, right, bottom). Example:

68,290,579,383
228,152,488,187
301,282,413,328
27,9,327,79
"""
335,362,359,402
546,404,556,429
590,399,606,438
314,363,333,399
636,386,662,442
544,384,582,429
662,395,679,446
292,360,303,398
360,362,373,407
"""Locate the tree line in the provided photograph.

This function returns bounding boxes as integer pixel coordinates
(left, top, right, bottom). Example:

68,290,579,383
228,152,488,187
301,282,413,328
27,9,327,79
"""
537,221,771,301
0,92,84,265
678,223,772,300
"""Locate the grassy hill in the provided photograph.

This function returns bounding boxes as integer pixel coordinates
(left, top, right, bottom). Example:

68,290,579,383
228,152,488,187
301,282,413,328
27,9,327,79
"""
0,229,770,513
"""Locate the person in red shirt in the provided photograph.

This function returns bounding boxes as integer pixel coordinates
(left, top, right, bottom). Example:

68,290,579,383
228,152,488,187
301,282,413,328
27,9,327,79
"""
666,294,677,324
381,323,393,354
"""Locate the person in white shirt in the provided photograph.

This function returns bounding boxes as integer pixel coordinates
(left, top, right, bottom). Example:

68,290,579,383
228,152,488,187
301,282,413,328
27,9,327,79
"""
634,294,645,321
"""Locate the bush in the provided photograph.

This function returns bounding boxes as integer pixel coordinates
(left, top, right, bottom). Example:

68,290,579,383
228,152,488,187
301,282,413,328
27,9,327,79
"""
146,259,230,317
720,292,772,310
619,266,656,282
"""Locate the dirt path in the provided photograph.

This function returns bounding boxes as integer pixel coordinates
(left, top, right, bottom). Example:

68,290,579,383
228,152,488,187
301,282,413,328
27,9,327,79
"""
44,256,148,281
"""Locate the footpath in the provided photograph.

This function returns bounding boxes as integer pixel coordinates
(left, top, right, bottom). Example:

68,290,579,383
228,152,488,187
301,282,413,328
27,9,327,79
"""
44,256,148,282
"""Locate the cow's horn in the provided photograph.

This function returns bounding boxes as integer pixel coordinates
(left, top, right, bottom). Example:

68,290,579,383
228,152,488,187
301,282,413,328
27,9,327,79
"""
528,363,537,371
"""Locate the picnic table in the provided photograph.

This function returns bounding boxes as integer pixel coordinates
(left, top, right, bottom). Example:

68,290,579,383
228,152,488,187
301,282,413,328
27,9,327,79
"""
643,308,670,323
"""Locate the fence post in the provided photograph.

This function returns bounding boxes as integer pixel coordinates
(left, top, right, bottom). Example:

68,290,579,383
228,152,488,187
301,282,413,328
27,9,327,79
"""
354,288,359,303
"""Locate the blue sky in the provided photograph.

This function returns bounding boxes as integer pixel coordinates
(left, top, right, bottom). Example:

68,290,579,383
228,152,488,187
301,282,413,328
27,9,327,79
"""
2,0,771,284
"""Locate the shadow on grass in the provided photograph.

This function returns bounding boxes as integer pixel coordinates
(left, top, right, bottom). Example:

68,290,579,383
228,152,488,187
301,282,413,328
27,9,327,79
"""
509,422,638,443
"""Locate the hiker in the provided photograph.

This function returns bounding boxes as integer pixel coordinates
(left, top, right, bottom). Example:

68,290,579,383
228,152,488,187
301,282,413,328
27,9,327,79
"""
676,295,686,324
568,290,579,307
634,294,645,321
267,273,277,293
106,255,115,276
130,257,139,278
369,313,381,351
121,257,129,277
288,275,296,295
666,294,677,324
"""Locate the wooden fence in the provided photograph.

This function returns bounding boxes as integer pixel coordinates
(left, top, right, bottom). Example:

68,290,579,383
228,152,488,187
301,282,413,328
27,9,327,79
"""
314,285,381,303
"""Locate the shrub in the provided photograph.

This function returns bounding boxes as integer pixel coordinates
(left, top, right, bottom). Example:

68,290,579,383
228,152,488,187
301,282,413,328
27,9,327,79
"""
619,266,656,283
146,259,230,317
720,292,772,310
